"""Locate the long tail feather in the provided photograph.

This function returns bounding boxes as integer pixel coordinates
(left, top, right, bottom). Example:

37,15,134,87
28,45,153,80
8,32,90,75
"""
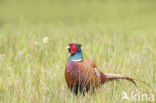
101,73,150,87
101,73,137,86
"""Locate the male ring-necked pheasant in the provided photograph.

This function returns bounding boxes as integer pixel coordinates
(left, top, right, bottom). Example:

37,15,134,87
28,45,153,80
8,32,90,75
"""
65,43,139,95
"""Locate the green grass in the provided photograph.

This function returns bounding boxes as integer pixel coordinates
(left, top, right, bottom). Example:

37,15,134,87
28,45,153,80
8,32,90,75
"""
0,0,156,103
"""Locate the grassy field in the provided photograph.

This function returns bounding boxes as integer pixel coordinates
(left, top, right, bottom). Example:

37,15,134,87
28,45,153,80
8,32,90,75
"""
0,0,156,103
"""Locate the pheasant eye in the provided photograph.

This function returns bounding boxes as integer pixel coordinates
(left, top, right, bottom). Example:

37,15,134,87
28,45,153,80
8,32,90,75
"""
72,45,76,48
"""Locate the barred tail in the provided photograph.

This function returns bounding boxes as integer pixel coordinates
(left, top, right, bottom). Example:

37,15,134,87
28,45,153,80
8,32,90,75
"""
100,73,137,86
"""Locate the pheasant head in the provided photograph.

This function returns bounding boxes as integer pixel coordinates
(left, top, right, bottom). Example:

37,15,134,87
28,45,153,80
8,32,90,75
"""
66,43,83,62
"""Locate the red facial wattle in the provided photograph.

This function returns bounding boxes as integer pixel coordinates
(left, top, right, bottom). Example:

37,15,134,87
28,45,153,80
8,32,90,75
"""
69,44,77,54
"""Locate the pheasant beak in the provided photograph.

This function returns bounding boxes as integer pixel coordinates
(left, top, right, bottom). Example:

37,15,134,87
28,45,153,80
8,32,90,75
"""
66,46,70,49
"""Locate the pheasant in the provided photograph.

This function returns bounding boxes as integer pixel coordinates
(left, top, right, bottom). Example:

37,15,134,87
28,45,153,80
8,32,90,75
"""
65,43,140,95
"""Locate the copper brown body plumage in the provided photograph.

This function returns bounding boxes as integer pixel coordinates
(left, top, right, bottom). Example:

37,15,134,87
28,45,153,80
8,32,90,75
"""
65,59,101,94
65,43,137,95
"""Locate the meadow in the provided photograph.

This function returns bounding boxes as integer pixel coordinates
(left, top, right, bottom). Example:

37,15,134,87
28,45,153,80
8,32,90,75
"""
0,0,155,103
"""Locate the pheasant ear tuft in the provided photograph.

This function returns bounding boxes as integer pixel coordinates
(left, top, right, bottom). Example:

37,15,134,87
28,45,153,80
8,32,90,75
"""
78,44,81,47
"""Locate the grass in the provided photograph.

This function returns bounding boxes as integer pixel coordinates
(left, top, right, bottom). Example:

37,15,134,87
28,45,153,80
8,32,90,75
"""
0,0,156,103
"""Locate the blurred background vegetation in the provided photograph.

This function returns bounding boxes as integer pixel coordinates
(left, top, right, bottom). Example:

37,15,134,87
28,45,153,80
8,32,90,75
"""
0,0,156,26
0,0,155,103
